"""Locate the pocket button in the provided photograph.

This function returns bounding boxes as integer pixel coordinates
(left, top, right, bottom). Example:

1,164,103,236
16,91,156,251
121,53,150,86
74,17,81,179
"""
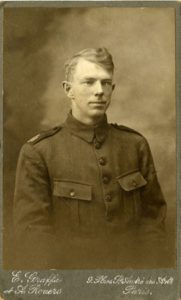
70,190,75,197
131,180,137,187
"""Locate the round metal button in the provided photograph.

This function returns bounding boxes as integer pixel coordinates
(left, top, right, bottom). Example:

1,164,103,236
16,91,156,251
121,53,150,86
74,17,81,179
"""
105,194,112,202
132,180,137,187
99,157,106,166
95,142,101,149
70,190,75,197
103,176,110,184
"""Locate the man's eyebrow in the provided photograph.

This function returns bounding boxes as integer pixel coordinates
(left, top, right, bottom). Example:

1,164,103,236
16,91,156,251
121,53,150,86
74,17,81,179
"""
102,79,112,82
81,77,112,81
81,77,96,81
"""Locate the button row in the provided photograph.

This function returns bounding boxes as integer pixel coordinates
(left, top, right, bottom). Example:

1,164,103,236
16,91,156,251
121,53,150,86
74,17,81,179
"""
102,176,110,184
95,142,101,149
99,157,106,166
105,194,112,202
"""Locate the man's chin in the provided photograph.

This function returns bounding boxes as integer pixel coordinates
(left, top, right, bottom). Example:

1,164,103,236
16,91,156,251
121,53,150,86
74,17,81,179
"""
90,105,107,113
89,109,106,118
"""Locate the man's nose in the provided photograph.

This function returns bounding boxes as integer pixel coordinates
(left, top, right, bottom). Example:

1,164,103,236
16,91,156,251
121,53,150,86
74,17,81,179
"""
94,81,104,96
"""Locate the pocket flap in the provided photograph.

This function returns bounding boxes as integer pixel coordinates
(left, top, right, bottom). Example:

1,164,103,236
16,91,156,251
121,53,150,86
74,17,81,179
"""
117,171,147,191
53,180,92,201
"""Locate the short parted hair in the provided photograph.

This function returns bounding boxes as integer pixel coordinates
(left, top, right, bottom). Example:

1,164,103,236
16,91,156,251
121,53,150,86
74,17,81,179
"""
64,47,114,81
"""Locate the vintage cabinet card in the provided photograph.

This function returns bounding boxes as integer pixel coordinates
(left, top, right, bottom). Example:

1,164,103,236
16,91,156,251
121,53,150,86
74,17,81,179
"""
0,1,180,299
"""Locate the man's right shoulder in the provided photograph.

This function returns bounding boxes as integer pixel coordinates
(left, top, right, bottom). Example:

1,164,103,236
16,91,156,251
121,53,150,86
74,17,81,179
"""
26,125,62,145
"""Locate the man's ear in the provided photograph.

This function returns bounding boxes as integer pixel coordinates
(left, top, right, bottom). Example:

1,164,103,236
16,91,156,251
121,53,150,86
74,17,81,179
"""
62,81,74,99
112,83,116,91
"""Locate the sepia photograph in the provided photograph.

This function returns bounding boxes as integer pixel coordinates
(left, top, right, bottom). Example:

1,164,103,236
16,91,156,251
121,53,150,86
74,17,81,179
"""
3,5,176,273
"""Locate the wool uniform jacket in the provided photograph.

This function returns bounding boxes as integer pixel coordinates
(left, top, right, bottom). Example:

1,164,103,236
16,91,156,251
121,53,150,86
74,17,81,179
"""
14,113,167,269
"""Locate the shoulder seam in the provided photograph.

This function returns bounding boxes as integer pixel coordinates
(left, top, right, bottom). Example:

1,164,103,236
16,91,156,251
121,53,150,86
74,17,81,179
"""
111,123,143,137
27,125,62,145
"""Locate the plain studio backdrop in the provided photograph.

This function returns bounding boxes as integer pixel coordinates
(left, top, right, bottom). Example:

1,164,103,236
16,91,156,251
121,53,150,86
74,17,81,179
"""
3,7,176,267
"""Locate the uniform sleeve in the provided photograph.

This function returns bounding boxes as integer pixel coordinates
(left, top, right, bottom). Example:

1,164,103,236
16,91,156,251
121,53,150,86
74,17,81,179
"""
138,137,166,233
136,137,169,266
14,143,55,269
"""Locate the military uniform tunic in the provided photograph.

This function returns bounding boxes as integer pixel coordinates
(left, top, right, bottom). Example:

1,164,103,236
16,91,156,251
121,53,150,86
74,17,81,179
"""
14,113,166,269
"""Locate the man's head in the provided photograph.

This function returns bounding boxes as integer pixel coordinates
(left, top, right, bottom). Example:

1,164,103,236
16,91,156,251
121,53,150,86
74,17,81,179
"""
63,48,115,125
65,48,114,81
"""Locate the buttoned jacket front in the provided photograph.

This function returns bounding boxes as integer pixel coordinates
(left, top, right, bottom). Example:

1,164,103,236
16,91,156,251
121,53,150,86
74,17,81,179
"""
14,113,166,269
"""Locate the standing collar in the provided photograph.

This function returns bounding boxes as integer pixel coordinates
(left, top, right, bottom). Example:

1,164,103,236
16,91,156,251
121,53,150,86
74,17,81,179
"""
62,112,109,143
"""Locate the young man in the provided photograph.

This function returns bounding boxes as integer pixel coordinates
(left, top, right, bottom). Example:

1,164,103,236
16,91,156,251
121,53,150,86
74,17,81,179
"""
14,48,167,269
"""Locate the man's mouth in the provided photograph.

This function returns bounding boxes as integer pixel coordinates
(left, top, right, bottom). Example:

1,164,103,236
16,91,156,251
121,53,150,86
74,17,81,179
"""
89,101,106,105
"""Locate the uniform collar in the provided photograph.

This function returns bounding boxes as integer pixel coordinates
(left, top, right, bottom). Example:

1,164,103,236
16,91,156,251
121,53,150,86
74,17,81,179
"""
62,112,109,143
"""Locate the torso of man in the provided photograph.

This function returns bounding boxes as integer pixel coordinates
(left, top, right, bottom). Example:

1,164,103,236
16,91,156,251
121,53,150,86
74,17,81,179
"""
13,113,166,269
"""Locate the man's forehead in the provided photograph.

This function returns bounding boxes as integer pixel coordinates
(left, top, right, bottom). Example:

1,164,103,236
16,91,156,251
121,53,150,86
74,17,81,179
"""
73,58,113,78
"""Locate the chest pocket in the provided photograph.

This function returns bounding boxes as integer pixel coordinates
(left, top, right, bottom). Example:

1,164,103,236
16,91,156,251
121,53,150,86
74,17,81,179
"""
117,171,147,222
53,180,92,229
117,171,147,191
53,180,92,201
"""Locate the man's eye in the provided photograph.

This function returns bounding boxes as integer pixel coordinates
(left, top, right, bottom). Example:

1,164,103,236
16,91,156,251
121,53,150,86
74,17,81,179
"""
83,81,94,85
102,81,112,86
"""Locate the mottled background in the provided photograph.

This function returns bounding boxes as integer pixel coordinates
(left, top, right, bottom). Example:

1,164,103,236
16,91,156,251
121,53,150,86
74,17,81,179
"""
3,7,176,267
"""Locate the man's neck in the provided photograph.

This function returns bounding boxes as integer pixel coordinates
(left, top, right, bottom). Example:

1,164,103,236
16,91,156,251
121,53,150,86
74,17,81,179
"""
72,112,105,126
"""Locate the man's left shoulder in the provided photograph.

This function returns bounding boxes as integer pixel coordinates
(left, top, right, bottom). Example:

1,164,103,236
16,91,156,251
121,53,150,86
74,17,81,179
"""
111,123,143,138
